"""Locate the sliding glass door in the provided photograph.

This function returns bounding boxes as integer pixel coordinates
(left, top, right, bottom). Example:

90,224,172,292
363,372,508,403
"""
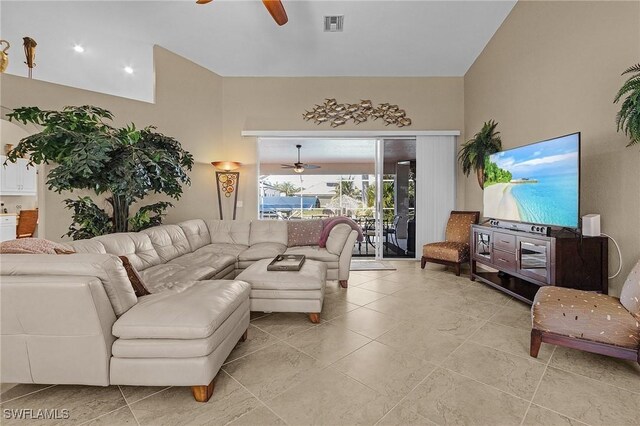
379,139,417,259
256,137,416,260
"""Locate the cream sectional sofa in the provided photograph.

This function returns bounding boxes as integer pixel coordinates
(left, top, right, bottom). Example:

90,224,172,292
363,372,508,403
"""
66,219,357,290
0,219,357,402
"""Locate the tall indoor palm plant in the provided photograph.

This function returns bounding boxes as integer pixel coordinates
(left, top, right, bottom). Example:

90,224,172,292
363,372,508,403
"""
458,120,502,189
6,105,194,239
614,63,640,147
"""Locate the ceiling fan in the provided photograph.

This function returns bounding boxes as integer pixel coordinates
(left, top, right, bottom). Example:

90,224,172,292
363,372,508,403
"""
196,0,288,26
281,145,321,174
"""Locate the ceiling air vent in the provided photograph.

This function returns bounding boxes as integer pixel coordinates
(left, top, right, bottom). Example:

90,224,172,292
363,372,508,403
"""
324,15,344,32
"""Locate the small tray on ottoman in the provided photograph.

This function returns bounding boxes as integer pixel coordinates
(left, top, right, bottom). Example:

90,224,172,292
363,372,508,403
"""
267,254,306,271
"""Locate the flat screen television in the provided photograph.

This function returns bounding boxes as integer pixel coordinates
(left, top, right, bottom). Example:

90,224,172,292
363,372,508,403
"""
483,132,580,228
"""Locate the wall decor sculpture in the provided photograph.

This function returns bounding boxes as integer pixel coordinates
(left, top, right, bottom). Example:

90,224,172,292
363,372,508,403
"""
302,98,412,127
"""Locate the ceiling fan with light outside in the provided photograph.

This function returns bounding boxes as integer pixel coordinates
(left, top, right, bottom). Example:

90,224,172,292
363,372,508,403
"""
281,145,321,174
196,0,288,26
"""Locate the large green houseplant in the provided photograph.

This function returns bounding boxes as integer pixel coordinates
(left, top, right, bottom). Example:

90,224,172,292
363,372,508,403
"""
614,63,640,146
6,105,194,239
458,120,503,189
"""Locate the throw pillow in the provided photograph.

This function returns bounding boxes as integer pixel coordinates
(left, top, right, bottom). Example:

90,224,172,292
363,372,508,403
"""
0,238,75,254
119,256,151,297
287,220,323,247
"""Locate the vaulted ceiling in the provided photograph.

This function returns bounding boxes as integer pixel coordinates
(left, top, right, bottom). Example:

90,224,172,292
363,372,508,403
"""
1,1,516,101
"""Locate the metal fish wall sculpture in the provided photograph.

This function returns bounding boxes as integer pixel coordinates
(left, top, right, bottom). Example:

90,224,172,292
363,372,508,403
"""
303,99,412,128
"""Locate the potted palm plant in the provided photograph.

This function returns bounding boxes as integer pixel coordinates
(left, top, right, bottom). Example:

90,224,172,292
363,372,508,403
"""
614,63,640,147
5,105,194,239
458,120,502,190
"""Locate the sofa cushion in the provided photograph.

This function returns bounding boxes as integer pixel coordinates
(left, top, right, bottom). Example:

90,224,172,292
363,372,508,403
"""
141,253,237,289
533,286,640,349
141,225,191,262
249,220,287,246
177,219,211,251
195,243,248,258
620,259,640,319
325,223,353,255
206,220,251,246
139,264,215,290
284,246,339,262
170,249,237,269
112,299,249,358
422,241,470,263
0,253,137,316
238,242,286,261
64,239,107,254
94,233,161,272
112,280,251,340
287,220,323,247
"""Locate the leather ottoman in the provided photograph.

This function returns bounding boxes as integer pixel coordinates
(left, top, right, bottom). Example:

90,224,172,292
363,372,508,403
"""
110,279,251,402
236,258,327,323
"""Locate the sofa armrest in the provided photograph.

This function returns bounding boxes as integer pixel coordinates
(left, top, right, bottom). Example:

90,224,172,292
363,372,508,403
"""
0,275,116,385
338,230,359,281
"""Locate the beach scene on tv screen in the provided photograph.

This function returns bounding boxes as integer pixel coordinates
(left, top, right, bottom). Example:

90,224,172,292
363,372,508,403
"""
483,134,579,228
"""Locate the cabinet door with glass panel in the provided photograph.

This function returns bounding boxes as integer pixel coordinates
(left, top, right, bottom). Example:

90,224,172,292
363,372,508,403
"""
472,228,493,263
516,236,552,284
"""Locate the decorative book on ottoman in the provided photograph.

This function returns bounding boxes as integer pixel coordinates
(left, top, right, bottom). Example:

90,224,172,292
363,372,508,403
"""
267,254,306,271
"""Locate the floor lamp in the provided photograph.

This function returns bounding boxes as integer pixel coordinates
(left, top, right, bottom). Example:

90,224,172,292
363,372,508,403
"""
212,161,241,220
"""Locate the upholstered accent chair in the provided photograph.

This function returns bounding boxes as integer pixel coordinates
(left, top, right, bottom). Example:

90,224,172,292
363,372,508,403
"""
530,259,640,365
420,211,480,276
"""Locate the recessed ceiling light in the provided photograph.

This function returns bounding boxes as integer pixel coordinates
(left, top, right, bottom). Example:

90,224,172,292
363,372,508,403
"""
73,44,84,53
124,66,134,74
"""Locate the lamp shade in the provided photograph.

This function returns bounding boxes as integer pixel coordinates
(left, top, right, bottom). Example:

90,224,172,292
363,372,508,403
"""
211,161,241,171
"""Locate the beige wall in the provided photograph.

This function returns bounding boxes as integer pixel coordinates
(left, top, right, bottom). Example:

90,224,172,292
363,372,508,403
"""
221,77,464,219
464,0,640,295
1,46,225,240
0,47,464,240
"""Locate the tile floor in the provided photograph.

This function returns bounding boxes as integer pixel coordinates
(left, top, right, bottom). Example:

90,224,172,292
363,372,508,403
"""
2,261,639,425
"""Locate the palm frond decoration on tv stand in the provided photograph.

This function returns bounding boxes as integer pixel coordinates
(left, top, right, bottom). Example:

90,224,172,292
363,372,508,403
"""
302,98,412,127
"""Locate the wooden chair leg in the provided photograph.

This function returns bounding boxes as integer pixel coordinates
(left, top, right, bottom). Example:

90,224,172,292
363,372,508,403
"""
455,263,461,276
239,328,248,342
339,280,348,288
530,329,542,358
420,256,427,269
192,379,215,402
308,313,320,324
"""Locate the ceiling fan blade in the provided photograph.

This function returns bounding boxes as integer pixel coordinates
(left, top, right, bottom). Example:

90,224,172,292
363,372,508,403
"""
281,164,295,168
195,0,213,4
262,0,288,26
303,164,321,169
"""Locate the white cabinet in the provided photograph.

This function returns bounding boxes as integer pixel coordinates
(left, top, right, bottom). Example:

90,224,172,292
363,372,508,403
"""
20,160,38,193
0,156,37,195
0,215,17,242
